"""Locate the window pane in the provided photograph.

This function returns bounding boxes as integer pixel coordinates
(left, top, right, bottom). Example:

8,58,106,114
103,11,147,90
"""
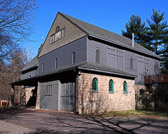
109,80,114,93
123,81,127,93
61,28,65,38
50,36,52,43
92,77,98,92
56,26,60,33
42,63,45,73
55,58,58,69
72,52,76,64
55,31,61,41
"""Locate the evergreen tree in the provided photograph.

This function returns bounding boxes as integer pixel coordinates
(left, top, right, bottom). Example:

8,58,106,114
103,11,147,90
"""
122,15,149,48
147,9,168,72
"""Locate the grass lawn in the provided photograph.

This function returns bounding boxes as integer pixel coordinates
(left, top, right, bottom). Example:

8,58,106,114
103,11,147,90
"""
96,109,168,118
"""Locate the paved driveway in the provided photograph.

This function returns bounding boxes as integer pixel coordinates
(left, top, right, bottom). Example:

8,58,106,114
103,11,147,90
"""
0,108,168,134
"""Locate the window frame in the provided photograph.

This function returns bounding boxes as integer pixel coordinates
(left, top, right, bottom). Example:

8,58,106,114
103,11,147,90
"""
61,28,65,38
96,49,100,63
109,79,114,93
92,77,98,92
56,26,60,33
42,63,45,73
123,81,128,94
50,27,65,44
72,51,76,64
55,58,58,69
130,58,133,69
50,34,55,43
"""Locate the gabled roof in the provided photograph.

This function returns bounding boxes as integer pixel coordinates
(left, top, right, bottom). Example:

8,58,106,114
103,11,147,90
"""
21,56,38,72
60,12,160,59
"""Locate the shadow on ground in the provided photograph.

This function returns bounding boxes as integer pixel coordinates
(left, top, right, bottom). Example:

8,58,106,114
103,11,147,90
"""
0,108,168,134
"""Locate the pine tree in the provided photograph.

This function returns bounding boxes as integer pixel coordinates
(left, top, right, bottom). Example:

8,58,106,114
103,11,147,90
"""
147,9,168,72
122,15,149,48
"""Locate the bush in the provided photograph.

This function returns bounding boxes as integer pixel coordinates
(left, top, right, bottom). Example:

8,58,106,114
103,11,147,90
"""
153,84,168,113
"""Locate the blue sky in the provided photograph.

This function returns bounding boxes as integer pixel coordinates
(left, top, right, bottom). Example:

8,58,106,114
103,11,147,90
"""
24,0,168,58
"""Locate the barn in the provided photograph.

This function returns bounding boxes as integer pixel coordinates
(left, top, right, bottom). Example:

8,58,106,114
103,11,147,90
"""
11,12,160,114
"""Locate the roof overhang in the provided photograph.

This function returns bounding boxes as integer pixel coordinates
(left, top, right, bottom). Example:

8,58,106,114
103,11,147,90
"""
11,62,136,86
78,66,136,79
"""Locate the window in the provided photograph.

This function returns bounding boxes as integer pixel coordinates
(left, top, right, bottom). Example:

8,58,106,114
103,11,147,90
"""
45,85,52,96
92,77,98,92
130,58,133,69
56,26,60,33
72,51,76,64
61,28,65,38
123,81,127,94
50,34,55,43
109,79,114,93
96,49,100,63
55,58,58,69
139,89,145,106
42,63,45,73
50,28,65,44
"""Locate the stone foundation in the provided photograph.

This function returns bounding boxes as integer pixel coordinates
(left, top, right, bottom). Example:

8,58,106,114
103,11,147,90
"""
78,72,135,114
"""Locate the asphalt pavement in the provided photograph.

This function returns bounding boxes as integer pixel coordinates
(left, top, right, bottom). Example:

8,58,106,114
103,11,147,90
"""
0,108,168,134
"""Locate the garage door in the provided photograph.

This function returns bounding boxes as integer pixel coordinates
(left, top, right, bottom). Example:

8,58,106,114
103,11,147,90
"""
40,81,59,110
60,82,75,111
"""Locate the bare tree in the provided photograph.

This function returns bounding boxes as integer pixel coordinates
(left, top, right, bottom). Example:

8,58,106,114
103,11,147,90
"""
0,48,29,104
0,0,37,60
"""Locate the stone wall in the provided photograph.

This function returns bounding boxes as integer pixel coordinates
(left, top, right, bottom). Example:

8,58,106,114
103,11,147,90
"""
25,87,34,103
78,72,135,114
134,84,147,95
12,85,26,106
134,84,155,109
134,84,147,108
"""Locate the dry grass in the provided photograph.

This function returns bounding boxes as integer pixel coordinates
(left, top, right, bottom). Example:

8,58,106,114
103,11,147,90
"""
96,109,168,118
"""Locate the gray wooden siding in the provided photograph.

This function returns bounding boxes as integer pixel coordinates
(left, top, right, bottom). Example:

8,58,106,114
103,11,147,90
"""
87,38,160,84
21,69,37,80
87,39,107,65
40,80,59,110
38,37,87,75
60,82,75,111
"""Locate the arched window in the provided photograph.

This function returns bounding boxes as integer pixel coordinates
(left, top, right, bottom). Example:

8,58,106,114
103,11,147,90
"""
92,77,98,92
56,26,60,33
130,58,133,69
109,79,114,93
72,51,76,64
55,58,58,69
139,89,145,106
42,63,45,73
123,81,127,94
96,49,100,63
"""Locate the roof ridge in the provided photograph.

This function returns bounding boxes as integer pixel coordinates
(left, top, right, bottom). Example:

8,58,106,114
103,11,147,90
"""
59,12,88,34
